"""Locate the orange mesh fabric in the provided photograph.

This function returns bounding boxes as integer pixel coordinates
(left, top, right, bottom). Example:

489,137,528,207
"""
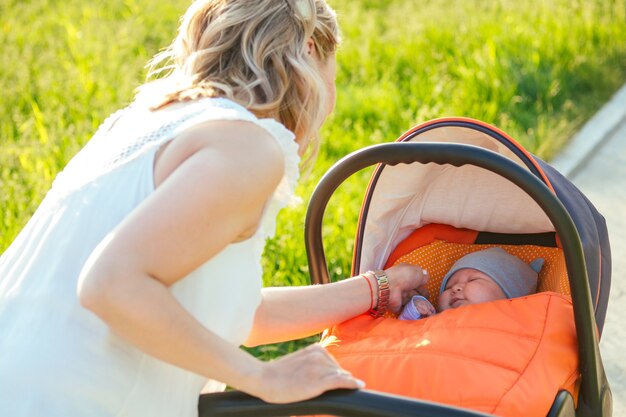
383,224,478,267
393,240,570,310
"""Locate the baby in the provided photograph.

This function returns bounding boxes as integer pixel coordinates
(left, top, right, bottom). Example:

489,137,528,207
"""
399,247,544,320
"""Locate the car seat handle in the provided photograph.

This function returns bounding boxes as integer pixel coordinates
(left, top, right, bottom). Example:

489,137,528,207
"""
199,388,497,417
304,142,606,417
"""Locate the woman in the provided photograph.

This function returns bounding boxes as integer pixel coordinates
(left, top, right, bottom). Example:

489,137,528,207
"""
0,1,427,415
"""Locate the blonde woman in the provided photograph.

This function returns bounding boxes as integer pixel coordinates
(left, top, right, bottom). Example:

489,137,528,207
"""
0,1,426,415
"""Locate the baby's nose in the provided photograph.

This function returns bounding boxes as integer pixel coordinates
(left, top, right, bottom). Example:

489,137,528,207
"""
452,284,463,293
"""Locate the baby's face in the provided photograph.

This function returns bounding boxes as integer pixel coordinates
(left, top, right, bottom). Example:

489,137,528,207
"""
438,268,506,311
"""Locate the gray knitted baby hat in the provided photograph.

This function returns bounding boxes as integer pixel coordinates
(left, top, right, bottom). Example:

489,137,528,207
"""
439,247,544,299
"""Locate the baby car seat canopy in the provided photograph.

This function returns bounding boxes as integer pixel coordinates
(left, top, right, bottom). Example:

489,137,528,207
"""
353,118,611,334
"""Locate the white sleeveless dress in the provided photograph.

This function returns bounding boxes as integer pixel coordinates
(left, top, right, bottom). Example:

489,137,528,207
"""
0,97,300,417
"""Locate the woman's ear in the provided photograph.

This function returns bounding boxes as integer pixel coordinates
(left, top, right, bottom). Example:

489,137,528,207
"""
305,38,315,56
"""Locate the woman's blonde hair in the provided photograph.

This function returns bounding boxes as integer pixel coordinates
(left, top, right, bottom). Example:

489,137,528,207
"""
142,0,340,168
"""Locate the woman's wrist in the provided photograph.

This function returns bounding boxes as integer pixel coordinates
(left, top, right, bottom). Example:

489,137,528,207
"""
227,353,266,397
361,270,390,317
360,273,375,312
368,270,390,317
361,272,379,314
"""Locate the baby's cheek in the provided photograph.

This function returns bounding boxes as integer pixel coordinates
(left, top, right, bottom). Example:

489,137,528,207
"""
438,294,450,310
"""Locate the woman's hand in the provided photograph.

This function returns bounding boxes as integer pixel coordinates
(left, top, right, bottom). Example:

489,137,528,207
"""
240,344,364,403
384,263,430,314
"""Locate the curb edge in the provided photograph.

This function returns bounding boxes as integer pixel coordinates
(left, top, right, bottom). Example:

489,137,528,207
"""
551,83,626,179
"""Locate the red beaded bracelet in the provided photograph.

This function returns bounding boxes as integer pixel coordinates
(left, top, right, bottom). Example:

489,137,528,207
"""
361,273,374,312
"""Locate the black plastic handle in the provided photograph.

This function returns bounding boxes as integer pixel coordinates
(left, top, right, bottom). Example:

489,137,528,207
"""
303,142,604,417
198,389,495,417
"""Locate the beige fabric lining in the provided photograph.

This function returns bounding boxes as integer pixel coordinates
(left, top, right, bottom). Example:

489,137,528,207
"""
359,126,554,273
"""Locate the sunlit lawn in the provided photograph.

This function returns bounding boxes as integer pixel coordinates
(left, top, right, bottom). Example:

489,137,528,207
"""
1,0,625,357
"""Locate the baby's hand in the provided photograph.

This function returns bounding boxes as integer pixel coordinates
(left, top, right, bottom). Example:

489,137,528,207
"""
414,298,436,317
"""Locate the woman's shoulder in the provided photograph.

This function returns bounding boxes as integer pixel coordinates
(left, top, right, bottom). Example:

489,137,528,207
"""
206,98,295,144
153,100,298,191
135,94,290,140
188,118,288,167
146,96,301,239
154,97,298,158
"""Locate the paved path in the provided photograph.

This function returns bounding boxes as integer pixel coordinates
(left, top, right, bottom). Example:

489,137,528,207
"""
570,122,626,417
552,84,626,416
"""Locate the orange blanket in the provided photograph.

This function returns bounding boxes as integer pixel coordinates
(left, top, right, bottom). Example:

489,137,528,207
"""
321,292,579,417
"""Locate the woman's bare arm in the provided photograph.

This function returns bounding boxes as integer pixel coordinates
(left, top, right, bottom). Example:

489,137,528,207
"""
77,121,362,402
246,265,427,346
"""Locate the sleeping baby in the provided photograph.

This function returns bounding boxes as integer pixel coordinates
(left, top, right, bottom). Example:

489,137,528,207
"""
399,247,544,320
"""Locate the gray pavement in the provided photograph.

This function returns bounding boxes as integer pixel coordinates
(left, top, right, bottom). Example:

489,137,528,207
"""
552,83,626,416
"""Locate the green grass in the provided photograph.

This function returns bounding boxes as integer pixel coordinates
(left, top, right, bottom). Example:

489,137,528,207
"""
2,0,625,359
